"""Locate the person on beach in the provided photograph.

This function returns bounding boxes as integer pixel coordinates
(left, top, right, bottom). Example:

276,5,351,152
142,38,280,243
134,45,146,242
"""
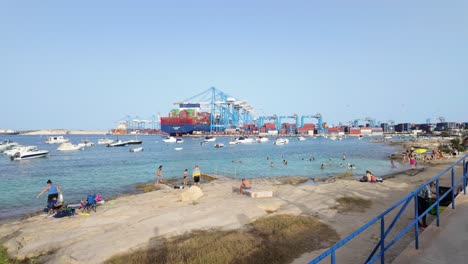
240,178,252,194
192,164,201,186
36,179,62,208
391,160,398,168
156,165,163,184
409,155,416,169
183,169,188,186
418,182,436,228
360,171,373,182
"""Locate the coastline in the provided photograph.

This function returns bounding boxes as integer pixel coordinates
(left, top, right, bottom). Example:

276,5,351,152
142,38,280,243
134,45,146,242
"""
0,158,464,263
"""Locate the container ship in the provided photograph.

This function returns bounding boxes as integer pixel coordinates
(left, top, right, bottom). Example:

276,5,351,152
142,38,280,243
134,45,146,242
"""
160,103,211,135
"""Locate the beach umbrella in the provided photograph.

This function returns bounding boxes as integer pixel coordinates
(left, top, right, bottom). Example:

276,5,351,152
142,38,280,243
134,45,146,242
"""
414,148,427,154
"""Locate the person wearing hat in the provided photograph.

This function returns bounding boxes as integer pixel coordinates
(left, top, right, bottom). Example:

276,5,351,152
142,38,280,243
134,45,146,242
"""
36,179,62,207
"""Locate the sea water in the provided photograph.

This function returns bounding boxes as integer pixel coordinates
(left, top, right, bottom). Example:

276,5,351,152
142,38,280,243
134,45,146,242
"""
0,135,404,220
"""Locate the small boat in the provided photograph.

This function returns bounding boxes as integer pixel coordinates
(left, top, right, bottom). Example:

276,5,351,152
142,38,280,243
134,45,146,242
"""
297,136,306,141
129,147,144,152
4,145,33,156
162,136,177,143
274,138,289,145
45,136,69,144
107,140,127,147
10,147,49,160
358,135,363,140
230,136,254,144
330,136,337,141
77,140,95,148
214,143,224,148
57,142,83,151
174,147,183,151
98,138,114,145
204,136,216,142
126,139,143,145
256,136,269,143
176,138,184,143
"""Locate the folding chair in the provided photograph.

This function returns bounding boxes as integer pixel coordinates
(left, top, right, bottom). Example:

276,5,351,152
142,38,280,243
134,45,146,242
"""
82,194,97,213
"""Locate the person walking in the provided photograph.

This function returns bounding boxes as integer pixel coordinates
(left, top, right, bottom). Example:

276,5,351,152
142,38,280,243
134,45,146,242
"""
192,164,201,186
36,179,62,208
156,165,163,184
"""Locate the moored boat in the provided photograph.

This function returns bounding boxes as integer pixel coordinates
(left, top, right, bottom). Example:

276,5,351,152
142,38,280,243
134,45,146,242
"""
162,136,177,143
107,140,127,147
10,147,49,160
57,142,83,151
274,138,289,145
98,138,114,145
45,136,69,144
0,140,18,152
176,138,184,143
204,136,216,142
297,136,306,141
214,143,224,148
129,147,144,152
126,139,143,145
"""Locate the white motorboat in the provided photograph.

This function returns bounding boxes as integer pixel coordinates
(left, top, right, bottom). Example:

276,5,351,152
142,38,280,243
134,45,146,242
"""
256,136,269,143
129,147,144,152
57,142,83,151
45,136,69,144
10,147,49,160
274,138,289,145
162,136,177,143
174,147,183,151
4,145,33,156
230,136,254,144
77,140,95,148
0,140,18,152
126,139,143,145
98,138,114,145
330,136,337,141
176,138,184,143
204,136,216,142
107,140,127,147
298,136,306,141
214,143,224,148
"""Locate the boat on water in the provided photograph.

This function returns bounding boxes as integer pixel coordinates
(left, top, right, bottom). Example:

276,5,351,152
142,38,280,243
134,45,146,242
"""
77,140,95,148
176,138,184,143
0,140,18,152
10,147,49,160
45,136,69,144
125,139,143,145
57,142,83,151
274,138,289,145
107,140,127,147
4,145,33,156
297,136,306,141
230,136,254,144
162,136,177,143
214,143,224,148
175,147,183,151
256,136,269,143
129,147,144,152
330,136,337,141
98,138,114,145
204,136,216,142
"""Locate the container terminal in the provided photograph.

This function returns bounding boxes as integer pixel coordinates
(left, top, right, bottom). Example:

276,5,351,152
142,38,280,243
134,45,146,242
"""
112,87,467,137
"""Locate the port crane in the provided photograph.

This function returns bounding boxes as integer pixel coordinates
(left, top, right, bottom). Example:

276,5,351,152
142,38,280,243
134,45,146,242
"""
300,114,323,129
276,115,299,130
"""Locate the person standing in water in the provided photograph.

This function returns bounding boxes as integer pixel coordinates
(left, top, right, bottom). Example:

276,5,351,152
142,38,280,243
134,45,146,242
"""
156,165,163,184
192,164,201,186
36,179,62,208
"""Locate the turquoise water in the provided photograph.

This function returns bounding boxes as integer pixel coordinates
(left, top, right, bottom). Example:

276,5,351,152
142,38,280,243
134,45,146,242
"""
0,135,403,220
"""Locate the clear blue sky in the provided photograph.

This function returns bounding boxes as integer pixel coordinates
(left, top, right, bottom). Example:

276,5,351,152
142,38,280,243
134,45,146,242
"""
1,1,467,130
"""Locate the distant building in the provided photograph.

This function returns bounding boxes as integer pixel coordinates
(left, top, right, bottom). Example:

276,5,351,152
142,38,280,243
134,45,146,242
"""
395,123,410,133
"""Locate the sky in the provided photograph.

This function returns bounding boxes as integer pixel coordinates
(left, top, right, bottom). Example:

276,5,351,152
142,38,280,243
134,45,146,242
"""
1,0,467,130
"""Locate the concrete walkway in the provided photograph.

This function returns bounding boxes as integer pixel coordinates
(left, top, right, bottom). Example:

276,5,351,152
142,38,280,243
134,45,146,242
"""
392,192,468,264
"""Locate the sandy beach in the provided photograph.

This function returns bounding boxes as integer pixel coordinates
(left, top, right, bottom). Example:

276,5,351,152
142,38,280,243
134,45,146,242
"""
0,154,465,264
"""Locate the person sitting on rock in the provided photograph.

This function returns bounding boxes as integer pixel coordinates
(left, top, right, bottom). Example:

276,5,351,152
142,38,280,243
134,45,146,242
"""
240,178,252,194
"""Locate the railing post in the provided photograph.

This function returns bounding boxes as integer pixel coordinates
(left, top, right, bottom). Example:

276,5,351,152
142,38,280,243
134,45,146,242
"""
331,251,336,264
414,193,419,250
451,168,455,209
380,217,385,264
464,158,467,195
436,179,440,227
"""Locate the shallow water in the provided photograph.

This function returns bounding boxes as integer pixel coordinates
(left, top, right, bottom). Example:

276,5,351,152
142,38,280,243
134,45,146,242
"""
0,134,404,220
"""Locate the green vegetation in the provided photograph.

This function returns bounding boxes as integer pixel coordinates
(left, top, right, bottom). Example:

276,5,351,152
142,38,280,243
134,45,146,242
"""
334,196,372,213
106,214,339,264
0,246,9,264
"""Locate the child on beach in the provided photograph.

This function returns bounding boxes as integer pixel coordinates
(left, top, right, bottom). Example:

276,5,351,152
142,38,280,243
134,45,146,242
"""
192,165,201,186
183,169,188,186
156,165,163,184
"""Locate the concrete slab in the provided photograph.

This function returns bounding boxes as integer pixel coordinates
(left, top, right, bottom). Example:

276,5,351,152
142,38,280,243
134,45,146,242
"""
392,192,468,264
244,189,273,198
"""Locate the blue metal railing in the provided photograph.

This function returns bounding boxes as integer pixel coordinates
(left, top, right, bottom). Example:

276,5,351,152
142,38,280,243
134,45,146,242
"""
309,154,468,264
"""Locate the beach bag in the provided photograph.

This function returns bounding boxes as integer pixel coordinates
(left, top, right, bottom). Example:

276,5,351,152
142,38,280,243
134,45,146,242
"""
95,194,102,202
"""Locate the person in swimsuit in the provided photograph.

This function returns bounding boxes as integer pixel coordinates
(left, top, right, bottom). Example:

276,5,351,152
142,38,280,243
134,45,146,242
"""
192,165,201,186
156,165,163,184
36,179,62,209
240,178,252,194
